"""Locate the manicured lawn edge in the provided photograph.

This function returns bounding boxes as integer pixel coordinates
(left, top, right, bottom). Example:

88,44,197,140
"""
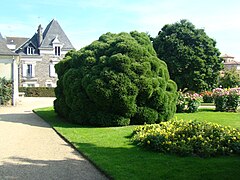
33,109,113,180
34,107,240,179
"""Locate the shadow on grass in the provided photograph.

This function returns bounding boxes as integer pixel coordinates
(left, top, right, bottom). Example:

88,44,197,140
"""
71,142,240,180
34,109,99,129
198,108,215,112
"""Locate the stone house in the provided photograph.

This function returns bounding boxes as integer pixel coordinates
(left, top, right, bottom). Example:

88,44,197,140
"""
6,19,74,87
0,33,19,105
221,54,240,71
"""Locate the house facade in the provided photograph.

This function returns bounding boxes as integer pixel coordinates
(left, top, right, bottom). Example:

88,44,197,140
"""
221,54,240,71
0,33,19,105
7,19,74,87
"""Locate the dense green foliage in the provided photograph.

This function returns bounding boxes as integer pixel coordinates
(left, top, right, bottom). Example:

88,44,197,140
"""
0,77,12,105
35,107,240,179
219,68,240,88
54,31,178,126
153,20,223,92
19,87,55,97
132,119,240,157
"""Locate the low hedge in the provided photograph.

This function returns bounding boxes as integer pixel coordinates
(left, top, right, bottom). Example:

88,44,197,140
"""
19,87,55,97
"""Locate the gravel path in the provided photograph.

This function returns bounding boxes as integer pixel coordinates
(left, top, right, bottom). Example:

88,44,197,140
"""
0,97,108,180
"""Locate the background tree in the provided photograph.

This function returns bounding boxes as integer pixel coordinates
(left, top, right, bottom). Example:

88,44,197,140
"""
219,68,240,88
54,31,178,127
153,19,223,92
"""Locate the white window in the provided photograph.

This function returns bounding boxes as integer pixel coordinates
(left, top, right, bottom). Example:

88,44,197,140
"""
46,83,52,87
22,82,39,87
49,63,57,77
54,46,61,56
45,80,56,87
27,47,35,55
22,64,35,78
27,84,35,87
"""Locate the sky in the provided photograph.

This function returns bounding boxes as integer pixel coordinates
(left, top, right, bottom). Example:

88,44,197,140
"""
0,0,240,60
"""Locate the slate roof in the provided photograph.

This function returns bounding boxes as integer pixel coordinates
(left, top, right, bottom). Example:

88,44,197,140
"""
6,36,29,50
0,33,16,56
15,33,39,55
40,19,74,50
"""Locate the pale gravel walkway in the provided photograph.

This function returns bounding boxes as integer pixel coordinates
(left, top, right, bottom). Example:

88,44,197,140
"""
0,97,108,180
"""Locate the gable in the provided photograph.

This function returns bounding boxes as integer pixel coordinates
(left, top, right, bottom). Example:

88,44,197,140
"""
16,33,39,55
40,19,74,50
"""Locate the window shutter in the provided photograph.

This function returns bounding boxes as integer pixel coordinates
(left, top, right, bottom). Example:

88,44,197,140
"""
50,64,56,77
32,64,35,77
22,64,27,77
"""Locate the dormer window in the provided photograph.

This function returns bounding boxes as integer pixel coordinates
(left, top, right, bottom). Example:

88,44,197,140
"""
52,35,63,57
27,47,35,55
55,46,61,56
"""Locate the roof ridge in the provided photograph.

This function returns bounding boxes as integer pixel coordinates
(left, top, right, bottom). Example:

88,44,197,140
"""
40,19,74,49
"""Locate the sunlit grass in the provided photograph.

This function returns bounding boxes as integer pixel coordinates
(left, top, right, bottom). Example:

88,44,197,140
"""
35,107,240,180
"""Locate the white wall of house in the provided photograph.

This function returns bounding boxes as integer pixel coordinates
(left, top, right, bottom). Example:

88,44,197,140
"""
0,59,12,79
0,56,19,106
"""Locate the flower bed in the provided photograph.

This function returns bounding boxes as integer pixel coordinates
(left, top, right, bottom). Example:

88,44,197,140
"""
176,91,202,113
213,88,240,112
201,91,213,103
132,119,240,157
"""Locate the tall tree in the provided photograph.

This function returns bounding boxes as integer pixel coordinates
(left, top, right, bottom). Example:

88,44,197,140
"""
153,19,223,92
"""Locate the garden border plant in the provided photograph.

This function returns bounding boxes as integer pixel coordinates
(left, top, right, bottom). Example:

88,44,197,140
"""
213,87,240,112
132,119,240,157
0,77,12,105
176,90,202,113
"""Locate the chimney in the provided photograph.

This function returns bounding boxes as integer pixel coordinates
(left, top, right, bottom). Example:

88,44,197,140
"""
37,24,43,47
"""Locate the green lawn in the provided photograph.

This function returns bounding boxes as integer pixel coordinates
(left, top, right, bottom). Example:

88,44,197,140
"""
34,107,240,180
174,109,240,129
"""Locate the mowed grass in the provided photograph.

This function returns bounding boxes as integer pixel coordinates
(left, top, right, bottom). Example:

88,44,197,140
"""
174,108,240,129
34,107,240,180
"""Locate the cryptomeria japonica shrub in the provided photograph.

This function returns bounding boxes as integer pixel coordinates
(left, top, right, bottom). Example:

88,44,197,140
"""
54,31,178,126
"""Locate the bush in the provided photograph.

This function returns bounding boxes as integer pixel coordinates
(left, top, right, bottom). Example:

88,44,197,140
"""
132,119,240,157
201,91,213,103
54,31,178,127
176,91,201,113
19,87,55,97
219,68,240,88
0,77,12,105
213,88,240,112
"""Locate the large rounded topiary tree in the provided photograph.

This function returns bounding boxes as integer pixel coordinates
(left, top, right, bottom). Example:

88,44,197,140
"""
54,31,178,126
